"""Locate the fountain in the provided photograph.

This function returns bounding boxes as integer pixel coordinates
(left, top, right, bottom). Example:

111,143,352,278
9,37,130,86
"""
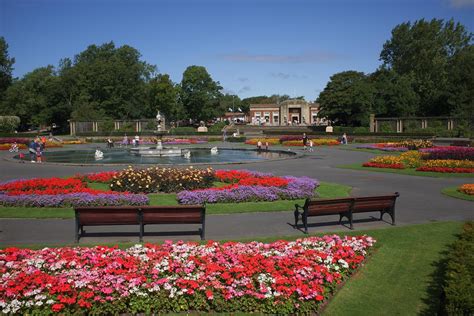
129,111,190,157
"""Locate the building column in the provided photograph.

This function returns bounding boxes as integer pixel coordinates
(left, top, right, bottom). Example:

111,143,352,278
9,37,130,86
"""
447,119,454,130
396,120,403,133
421,120,428,129
369,114,375,132
69,121,75,136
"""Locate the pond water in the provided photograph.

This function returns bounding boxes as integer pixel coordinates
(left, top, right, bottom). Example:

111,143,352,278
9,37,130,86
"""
18,148,295,165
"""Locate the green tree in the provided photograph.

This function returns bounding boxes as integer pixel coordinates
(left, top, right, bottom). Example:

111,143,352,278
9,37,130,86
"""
317,71,374,126
0,66,57,128
147,74,183,121
180,66,222,121
0,37,15,99
71,42,156,119
369,69,419,117
380,18,473,116
219,94,242,113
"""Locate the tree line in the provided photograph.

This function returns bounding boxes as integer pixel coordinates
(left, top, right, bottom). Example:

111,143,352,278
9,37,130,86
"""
1,18,473,131
317,18,473,127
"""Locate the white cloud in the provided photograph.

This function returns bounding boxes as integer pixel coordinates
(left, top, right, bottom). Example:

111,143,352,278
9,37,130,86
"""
449,0,474,7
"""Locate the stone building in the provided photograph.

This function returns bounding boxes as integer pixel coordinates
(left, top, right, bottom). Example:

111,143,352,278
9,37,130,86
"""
249,99,327,126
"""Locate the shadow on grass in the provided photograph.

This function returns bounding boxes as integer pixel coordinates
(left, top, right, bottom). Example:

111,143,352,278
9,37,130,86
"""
419,243,454,315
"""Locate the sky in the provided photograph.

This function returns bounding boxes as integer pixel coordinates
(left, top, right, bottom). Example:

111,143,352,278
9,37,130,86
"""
1,0,474,102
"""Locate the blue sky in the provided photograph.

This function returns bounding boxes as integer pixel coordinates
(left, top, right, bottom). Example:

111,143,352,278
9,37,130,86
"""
1,0,473,101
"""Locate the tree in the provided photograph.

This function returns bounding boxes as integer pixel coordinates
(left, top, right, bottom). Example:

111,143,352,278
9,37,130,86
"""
0,66,57,128
71,42,156,119
219,94,242,113
180,66,222,121
0,37,15,99
317,71,374,126
369,69,419,117
147,74,183,121
380,18,473,116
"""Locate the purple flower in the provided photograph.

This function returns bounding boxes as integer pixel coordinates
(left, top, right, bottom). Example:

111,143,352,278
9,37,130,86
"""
0,193,149,207
177,175,319,204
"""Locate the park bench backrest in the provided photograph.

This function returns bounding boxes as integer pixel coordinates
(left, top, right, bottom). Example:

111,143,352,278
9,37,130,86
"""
352,194,399,213
305,198,354,216
141,205,205,224
75,207,140,225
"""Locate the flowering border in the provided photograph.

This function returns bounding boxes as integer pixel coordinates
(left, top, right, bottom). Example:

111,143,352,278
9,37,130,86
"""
0,235,375,314
177,170,318,204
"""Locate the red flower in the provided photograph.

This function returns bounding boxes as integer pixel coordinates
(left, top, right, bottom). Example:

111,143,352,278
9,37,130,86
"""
52,304,65,312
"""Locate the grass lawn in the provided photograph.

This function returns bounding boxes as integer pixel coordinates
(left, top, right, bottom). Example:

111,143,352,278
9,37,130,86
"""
0,221,462,315
441,186,474,201
339,163,474,178
0,181,351,218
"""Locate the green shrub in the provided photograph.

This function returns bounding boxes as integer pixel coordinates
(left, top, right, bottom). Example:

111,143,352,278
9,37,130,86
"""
98,120,115,132
118,122,136,133
227,136,246,143
208,122,227,133
442,221,474,315
0,116,20,133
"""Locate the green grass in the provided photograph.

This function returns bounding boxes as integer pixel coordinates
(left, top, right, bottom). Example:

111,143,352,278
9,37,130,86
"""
0,221,462,315
0,181,352,218
322,221,462,316
441,186,474,201
339,163,474,178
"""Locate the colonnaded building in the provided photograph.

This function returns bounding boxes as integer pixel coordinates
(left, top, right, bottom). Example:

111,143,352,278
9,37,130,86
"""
249,99,328,126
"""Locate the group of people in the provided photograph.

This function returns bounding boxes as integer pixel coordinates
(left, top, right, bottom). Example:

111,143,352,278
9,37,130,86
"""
28,137,47,163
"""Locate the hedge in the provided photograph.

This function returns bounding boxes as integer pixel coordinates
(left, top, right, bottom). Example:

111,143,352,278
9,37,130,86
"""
442,221,474,315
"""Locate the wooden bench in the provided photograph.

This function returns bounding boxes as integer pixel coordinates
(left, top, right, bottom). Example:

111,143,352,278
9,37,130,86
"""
74,205,206,242
294,193,399,233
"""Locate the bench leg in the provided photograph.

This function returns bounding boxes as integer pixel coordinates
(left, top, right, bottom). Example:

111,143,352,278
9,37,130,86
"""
74,218,80,243
139,224,144,242
349,212,354,230
294,209,300,228
302,214,308,234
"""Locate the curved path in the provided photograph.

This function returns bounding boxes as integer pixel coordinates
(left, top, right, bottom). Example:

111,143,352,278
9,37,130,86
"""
1,143,472,246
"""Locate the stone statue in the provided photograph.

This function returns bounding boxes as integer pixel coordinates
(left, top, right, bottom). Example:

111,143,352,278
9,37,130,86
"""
156,111,163,132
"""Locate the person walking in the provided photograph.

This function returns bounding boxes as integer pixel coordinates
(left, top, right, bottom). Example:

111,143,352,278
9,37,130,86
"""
257,140,262,150
28,139,37,162
342,133,348,145
302,133,309,150
309,140,314,152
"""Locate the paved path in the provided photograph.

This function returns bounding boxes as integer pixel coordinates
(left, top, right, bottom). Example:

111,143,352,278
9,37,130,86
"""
1,143,472,246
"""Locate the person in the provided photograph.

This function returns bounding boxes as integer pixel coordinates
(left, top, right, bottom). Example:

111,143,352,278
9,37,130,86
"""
223,130,227,142
36,141,43,163
41,136,47,149
28,139,37,162
9,142,19,152
18,152,25,163
309,140,314,152
257,140,262,150
122,135,129,147
106,138,114,148
342,133,348,145
134,135,140,147
265,141,269,151
302,133,309,150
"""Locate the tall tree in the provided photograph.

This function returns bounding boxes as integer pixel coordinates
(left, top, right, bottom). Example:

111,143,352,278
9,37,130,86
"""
317,71,374,126
147,74,183,121
0,37,15,99
369,69,419,117
380,18,473,116
180,66,222,121
71,42,156,119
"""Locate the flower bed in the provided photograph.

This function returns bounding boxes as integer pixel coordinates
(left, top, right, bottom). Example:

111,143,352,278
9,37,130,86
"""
420,147,474,160
245,138,280,145
357,140,432,152
416,167,474,173
458,184,474,195
282,139,339,147
162,138,207,145
362,162,405,169
0,177,148,207
0,192,148,207
62,140,85,145
74,171,119,183
0,144,27,151
0,138,30,145
421,159,474,169
178,170,318,204
0,235,375,314
356,144,408,152
110,166,215,194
